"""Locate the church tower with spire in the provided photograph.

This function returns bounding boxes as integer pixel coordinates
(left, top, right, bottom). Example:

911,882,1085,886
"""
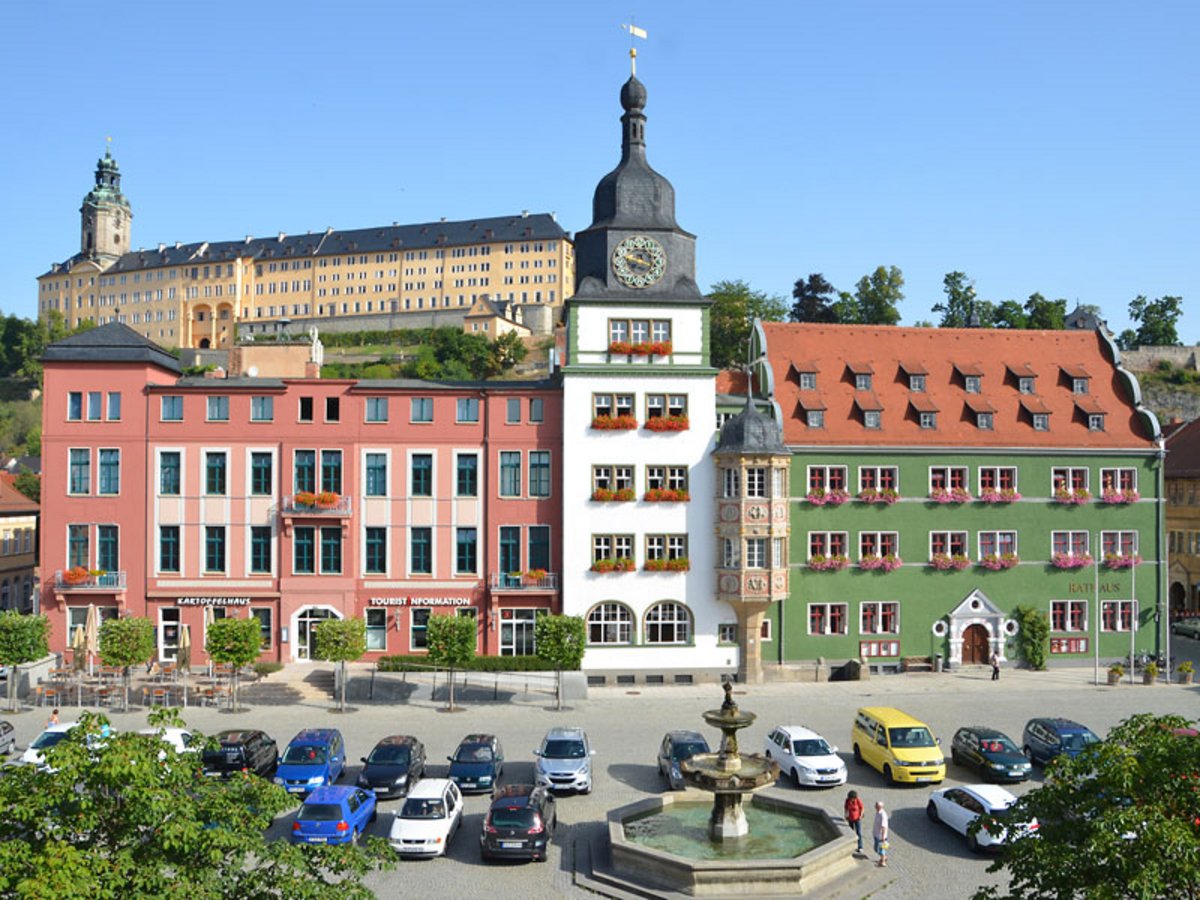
80,146,132,261
561,62,726,681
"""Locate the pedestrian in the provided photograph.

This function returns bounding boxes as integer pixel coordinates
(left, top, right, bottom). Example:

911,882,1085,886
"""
46,708,59,727
991,651,1001,681
873,800,889,867
844,789,864,854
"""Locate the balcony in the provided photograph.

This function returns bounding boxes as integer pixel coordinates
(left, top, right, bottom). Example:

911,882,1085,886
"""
55,569,127,592
489,572,559,592
278,494,353,536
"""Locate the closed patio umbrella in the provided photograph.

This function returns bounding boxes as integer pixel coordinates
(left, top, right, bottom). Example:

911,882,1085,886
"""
71,624,87,706
177,624,191,707
84,604,100,678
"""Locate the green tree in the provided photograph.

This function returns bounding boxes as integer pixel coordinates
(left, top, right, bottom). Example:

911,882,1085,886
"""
991,300,1028,330
788,273,839,324
1116,328,1140,352
12,473,39,503
852,266,905,325
99,616,156,710
1129,294,1184,347
490,330,529,374
312,617,367,713
425,613,477,711
973,714,1200,900
0,611,49,712
1012,605,1049,671
932,271,977,328
0,709,393,897
534,615,586,711
1022,293,1066,330
205,616,262,712
708,279,788,368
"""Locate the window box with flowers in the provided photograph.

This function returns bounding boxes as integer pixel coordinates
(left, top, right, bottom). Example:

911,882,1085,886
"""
1103,553,1143,570
592,487,636,502
62,566,91,586
315,491,340,509
859,554,903,572
808,554,850,572
294,491,317,508
929,487,971,504
979,489,1022,504
591,557,636,574
609,340,673,357
644,415,690,432
523,568,549,585
591,414,639,431
857,487,900,505
644,488,690,502
645,557,690,572
979,553,1020,571
930,553,971,571
1053,487,1091,505
608,341,634,355
1051,552,1093,570
806,488,850,507
1100,488,1140,505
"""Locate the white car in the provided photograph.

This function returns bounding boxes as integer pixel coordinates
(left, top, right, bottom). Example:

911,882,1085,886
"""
388,778,463,857
138,727,197,756
763,725,847,788
20,723,79,768
926,784,1039,852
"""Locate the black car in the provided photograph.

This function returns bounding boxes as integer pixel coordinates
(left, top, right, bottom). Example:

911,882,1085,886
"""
657,730,710,790
357,735,426,799
950,726,1032,782
447,733,504,794
479,783,556,862
202,729,278,778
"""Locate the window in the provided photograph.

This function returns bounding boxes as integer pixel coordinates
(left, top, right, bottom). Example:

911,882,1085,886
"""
321,450,342,493
87,392,102,420
930,466,968,492
979,530,1017,557
365,453,387,496
68,524,89,568
205,526,226,573
98,449,120,495
250,526,272,574
1101,600,1137,632
1088,414,1106,432
410,527,432,574
964,375,981,394
364,397,388,423
808,532,848,559
456,397,479,423
587,603,633,644
646,393,687,420
1018,376,1035,394
528,525,550,571
69,449,90,494
722,468,740,498
919,412,937,430
452,454,479,497
410,454,432,497
859,532,899,558
1100,468,1137,496
293,527,315,574
909,374,926,392
979,466,1017,493
159,526,180,573
294,450,316,493
1101,530,1138,558
251,396,274,422
205,452,227,495
860,601,899,634
799,372,817,390
206,396,229,422
646,534,688,562
529,398,544,423
365,608,388,651
806,409,825,429
252,608,273,649
1072,377,1089,394
299,396,314,422
1052,531,1089,556
1032,413,1050,431
745,467,767,498
746,537,767,568
320,527,342,573
410,609,430,651
645,602,691,644
68,392,82,420
106,392,121,420
858,466,898,491
594,464,634,493
809,603,849,635
718,623,738,644
930,531,969,557
251,452,272,495
506,398,521,423
592,393,634,419
499,451,521,496
609,318,670,345
592,534,634,564
1051,467,1089,496
365,527,387,574
411,397,433,423
96,525,118,572
852,372,872,391
645,465,687,492
807,466,847,492
455,528,477,574
528,452,551,497
1051,600,1087,632
977,412,994,430
863,410,881,429
325,397,340,422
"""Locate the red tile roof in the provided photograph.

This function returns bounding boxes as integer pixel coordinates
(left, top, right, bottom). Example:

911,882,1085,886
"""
716,369,748,395
760,323,1157,448
1166,416,1200,477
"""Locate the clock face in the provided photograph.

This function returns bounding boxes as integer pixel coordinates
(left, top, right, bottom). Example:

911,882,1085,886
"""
612,235,666,288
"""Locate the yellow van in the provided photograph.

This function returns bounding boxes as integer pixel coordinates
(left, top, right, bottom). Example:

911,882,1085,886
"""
851,707,945,784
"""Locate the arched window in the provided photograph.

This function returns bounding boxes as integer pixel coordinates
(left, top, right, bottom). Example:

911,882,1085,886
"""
586,602,633,645
645,601,691,645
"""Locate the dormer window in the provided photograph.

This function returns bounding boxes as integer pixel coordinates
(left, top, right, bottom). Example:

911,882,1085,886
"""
977,412,994,430
847,361,874,391
864,411,881,430
1073,378,1089,394
1033,414,1050,431
1088,414,1105,432
964,376,981,394
855,373,872,391
800,372,816,390
919,412,937,430
1018,377,1035,394
909,374,926,392
806,409,824,429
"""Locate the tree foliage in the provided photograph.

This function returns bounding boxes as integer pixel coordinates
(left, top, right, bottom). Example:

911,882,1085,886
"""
789,273,840,324
0,611,49,712
1011,604,1049,671
1022,293,1066,330
972,714,1200,900
205,617,262,712
312,618,367,713
0,709,393,899
425,614,478,711
319,326,530,381
11,473,39,503
932,271,978,328
1128,295,1184,348
852,266,905,325
708,279,787,368
534,615,586,711
0,311,93,381
99,616,156,709
991,300,1028,330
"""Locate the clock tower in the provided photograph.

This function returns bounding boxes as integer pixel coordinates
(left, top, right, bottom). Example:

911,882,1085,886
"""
80,146,132,262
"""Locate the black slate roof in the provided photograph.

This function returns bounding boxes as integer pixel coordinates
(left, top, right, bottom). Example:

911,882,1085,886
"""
714,397,788,455
43,322,181,373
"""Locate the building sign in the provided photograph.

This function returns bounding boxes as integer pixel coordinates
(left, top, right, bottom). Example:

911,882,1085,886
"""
368,597,474,607
175,596,252,607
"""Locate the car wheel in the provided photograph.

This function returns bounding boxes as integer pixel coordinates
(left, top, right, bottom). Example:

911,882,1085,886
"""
967,832,981,853
853,744,863,764
926,801,939,823
951,749,961,767
882,764,894,784
791,768,802,788
1023,746,1035,764
582,782,592,795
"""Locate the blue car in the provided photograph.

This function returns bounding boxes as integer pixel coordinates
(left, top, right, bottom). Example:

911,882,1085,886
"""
291,785,376,845
1022,718,1100,766
447,733,504,794
274,729,346,796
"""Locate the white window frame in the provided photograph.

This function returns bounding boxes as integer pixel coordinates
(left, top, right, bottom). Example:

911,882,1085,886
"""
860,601,900,635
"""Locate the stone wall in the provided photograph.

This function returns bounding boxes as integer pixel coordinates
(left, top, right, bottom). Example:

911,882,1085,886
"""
1121,345,1199,372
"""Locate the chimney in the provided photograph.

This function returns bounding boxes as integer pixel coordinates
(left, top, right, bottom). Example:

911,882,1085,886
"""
158,243,165,253
278,232,286,242
521,210,529,218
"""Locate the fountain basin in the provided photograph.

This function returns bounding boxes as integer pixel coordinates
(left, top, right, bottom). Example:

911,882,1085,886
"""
609,790,857,896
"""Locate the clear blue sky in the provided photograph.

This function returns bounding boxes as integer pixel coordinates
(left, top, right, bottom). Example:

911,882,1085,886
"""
2,0,1196,340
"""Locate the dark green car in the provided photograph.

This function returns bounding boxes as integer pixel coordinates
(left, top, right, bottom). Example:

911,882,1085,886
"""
950,726,1031,782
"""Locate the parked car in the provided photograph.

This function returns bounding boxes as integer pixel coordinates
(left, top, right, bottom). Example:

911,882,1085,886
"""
291,785,376,845
763,724,847,788
657,730,711,790
138,727,197,755
950,726,1031,782
479,783,557,862
926,784,1039,852
1022,718,1100,766
388,778,464,857
533,726,595,794
851,707,945,784
1171,617,1200,639
202,729,278,779
20,723,78,768
274,729,346,796
447,734,504,794
0,720,15,756
357,735,426,799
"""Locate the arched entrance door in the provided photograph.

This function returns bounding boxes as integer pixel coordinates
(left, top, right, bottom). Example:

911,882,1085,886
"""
295,607,341,660
962,624,990,665
1170,581,1187,615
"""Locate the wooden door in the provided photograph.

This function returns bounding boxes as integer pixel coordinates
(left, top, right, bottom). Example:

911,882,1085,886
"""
962,624,990,665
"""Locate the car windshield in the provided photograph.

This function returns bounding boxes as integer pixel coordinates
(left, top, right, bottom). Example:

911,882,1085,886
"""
454,743,492,763
792,739,832,756
490,807,536,829
981,737,1020,754
367,745,411,765
542,739,586,759
401,798,445,819
671,741,708,761
1062,731,1099,752
297,803,342,822
282,745,327,764
888,727,936,748
31,730,69,750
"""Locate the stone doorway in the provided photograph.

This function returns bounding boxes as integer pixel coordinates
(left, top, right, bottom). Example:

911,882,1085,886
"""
961,623,990,665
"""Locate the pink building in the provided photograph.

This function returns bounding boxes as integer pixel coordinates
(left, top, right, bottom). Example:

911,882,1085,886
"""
41,324,562,664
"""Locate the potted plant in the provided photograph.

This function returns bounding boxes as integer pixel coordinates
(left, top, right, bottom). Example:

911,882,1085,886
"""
979,488,1022,503
1051,552,1093,570
1142,661,1160,685
315,491,340,508
643,414,690,432
806,488,850,506
1176,660,1194,685
62,565,90,586
524,568,548,585
294,491,316,508
980,553,1020,571
929,487,971,504
930,553,971,571
1107,662,1125,685
591,413,639,430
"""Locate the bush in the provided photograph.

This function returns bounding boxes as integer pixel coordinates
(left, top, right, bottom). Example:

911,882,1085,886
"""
1013,604,1050,670
376,654,560,673
253,661,283,678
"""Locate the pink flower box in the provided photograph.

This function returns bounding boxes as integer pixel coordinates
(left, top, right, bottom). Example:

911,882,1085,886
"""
979,553,1020,571
1100,490,1140,505
1103,553,1143,570
1053,488,1091,505
929,488,971,504
930,553,971,571
1051,552,1093,570
859,554,903,572
806,489,850,507
858,488,900,505
979,489,1022,504
808,554,849,572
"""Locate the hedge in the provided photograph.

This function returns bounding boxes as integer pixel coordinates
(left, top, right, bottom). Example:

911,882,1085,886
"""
376,654,569,673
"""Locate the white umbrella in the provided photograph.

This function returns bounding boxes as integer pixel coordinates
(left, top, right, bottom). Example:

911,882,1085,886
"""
84,604,100,678
177,624,191,707
71,625,86,706
203,606,215,676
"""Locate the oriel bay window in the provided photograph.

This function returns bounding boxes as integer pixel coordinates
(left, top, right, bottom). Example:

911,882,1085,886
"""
722,468,740,498
321,450,342,493
320,527,342,574
294,450,316,493
365,527,387,574
808,603,848,635
1051,600,1087,632
861,601,899,634
293,527,315,574
809,532,848,560
746,537,767,568
1101,600,1137,632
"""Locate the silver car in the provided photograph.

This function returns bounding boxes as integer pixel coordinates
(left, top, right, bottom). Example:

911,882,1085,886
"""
1170,618,1200,639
